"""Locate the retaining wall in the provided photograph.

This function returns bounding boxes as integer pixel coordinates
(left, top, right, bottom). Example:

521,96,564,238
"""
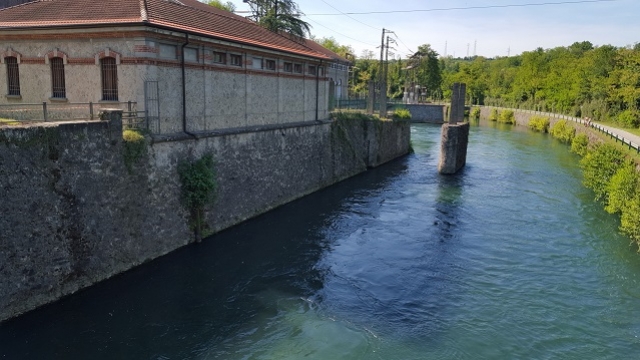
0,117,410,322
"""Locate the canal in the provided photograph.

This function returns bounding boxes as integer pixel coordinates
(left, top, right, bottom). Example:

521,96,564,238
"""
2,122,640,359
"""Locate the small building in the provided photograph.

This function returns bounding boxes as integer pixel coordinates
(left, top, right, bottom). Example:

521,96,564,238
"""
0,0,336,134
302,39,351,105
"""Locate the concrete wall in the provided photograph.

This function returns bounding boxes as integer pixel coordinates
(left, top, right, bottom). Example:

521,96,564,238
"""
406,104,445,123
437,122,469,174
0,117,410,322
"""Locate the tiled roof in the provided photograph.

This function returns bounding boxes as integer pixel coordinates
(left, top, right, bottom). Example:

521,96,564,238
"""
0,0,331,60
303,39,352,64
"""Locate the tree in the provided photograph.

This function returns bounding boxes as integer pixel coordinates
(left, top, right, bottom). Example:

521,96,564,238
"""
244,0,311,38
203,0,236,12
315,37,354,58
407,44,442,99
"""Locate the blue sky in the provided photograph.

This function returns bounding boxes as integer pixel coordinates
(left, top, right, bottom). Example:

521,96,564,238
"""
226,0,640,58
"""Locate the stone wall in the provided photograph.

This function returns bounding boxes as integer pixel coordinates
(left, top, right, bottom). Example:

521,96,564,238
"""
0,116,410,322
437,122,469,174
406,104,445,123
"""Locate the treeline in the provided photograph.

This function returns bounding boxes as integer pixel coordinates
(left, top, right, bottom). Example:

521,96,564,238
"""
442,41,640,127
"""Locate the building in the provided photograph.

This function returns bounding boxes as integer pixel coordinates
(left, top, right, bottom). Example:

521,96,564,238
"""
302,39,351,104
0,0,336,134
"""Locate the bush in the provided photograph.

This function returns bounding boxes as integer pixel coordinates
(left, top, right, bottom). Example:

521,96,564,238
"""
488,108,499,121
616,109,640,128
605,162,639,214
393,108,411,120
178,154,217,241
549,120,575,143
332,111,380,122
580,143,626,203
498,110,515,124
470,107,481,119
122,129,146,173
621,192,640,249
528,116,550,133
570,133,589,156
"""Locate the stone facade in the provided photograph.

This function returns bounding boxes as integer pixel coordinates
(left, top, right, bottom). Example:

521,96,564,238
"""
0,116,410,322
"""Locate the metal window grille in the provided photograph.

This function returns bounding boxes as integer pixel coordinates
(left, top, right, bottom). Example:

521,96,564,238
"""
6,56,20,96
100,57,118,101
50,57,66,98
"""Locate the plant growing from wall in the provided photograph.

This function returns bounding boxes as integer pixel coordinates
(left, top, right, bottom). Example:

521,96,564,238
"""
122,129,147,173
580,143,626,203
178,154,217,242
393,108,412,120
549,120,576,143
488,108,499,121
570,133,589,156
470,107,481,119
498,109,515,124
528,116,550,133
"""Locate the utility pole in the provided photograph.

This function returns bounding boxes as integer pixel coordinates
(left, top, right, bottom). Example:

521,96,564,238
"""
473,40,477,57
378,28,394,117
466,43,470,58
381,35,396,118
444,41,448,57
507,46,511,57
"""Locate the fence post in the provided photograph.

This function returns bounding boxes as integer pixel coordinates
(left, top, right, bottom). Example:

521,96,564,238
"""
128,101,132,112
43,102,48,122
90,102,94,120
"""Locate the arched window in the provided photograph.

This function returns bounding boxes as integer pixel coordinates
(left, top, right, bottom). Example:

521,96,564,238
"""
5,56,20,96
100,57,118,101
50,57,66,98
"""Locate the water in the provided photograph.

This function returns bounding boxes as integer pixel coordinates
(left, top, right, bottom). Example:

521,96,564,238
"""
2,122,640,359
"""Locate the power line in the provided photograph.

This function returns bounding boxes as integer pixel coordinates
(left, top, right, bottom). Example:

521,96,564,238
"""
318,0,380,30
303,16,378,47
306,0,618,16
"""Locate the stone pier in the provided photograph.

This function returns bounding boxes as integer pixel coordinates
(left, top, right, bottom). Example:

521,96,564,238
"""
438,83,470,174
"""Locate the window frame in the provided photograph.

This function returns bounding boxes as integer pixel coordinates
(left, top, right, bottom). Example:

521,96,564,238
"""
265,59,276,71
50,56,66,99
308,65,317,76
213,51,226,64
230,54,243,67
100,57,118,101
5,56,20,96
283,62,293,73
293,63,302,73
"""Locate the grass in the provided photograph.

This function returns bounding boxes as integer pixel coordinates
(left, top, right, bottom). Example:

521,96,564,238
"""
0,118,20,126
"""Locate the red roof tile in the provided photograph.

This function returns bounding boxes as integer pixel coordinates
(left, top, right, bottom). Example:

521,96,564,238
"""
0,0,331,60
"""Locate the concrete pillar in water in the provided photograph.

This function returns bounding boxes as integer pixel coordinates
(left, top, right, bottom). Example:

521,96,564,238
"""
438,83,470,175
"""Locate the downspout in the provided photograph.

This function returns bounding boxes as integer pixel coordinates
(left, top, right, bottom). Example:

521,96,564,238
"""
315,60,323,121
182,33,198,139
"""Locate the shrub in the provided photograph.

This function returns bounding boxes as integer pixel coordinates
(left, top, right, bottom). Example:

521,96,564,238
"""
178,154,217,241
332,111,380,122
122,129,146,173
616,109,640,128
570,133,589,156
580,143,626,203
528,116,550,133
605,162,639,214
488,108,498,121
393,108,411,120
621,192,640,249
549,120,575,143
470,107,481,119
498,109,515,124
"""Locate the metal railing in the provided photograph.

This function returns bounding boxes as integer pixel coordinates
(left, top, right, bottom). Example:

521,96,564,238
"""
0,101,139,123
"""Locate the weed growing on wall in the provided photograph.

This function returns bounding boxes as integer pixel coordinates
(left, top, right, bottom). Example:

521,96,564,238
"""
331,111,382,122
178,154,217,242
470,107,481,119
488,108,499,121
549,120,576,143
122,129,147,173
528,116,550,133
570,133,589,156
393,108,412,120
580,143,626,203
498,110,515,124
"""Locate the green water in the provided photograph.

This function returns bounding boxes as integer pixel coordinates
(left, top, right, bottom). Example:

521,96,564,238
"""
1,121,640,359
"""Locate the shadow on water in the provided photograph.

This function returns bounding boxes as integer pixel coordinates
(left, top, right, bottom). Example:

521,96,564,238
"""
0,152,412,359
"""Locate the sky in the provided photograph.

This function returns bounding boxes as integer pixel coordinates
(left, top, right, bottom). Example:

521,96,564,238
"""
225,0,640,59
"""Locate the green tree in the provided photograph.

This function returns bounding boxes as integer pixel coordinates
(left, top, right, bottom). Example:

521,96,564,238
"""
314,37,354,58
407,44,442,99
244,0,311,38
204,0,236,12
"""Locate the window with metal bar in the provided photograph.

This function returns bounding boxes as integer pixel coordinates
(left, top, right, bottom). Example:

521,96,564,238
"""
100,57,118,101
6,56,20,96
50,57,66,98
